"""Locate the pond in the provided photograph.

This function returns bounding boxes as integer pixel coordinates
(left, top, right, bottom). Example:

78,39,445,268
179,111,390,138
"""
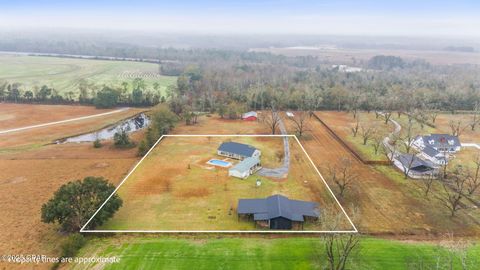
59,113,150,143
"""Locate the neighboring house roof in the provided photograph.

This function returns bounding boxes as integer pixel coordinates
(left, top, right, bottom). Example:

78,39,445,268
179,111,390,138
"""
237,194,319,222
218,142,258,157
242,111,258,118
398,154,435,171
422,145,440,158
421,134,461,148
230,157,260,173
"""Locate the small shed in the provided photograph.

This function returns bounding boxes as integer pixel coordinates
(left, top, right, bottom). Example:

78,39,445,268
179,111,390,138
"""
229,157,261,179
242,111,258,121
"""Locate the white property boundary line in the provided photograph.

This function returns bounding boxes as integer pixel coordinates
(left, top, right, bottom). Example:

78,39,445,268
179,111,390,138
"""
0,108,129,135
81,134,358,234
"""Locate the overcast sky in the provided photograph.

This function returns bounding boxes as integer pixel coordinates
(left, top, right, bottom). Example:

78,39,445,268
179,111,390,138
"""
1,0,479,38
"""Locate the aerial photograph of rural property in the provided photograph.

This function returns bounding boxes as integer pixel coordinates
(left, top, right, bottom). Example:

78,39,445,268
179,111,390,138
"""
1,0,480,269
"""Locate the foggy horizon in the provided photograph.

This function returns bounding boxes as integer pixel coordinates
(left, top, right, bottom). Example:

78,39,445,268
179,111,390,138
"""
1,0,480,39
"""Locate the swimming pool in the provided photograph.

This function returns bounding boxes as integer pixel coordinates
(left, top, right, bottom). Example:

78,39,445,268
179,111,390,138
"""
207,159,232,167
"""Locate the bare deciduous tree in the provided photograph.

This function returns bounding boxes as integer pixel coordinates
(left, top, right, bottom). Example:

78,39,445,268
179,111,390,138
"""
360,125,375,145
383,111,392,125
324,234,360,270
402,122,417,154
469,102,480,131
466,154,480,195
439,166,467,217
371,133,384,155
449,120,466,137
261,108,281,134
327,158,357,197
422,173,436,197
289,110,310,137
351,117,360,137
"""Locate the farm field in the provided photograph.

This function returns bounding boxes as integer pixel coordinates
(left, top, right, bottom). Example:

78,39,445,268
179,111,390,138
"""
0,54,177,97
0,140,144,270
250,47,480,65
70,236,480,270
0,103,146,151
94,135,352,231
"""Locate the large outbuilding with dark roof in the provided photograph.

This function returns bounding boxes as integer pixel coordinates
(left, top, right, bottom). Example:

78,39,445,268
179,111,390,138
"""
237,194,320,230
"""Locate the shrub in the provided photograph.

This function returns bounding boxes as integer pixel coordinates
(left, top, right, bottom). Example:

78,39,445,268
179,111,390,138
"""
93,139,102,148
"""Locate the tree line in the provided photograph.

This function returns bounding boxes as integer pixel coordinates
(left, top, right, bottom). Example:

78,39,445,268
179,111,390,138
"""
0,78,167,108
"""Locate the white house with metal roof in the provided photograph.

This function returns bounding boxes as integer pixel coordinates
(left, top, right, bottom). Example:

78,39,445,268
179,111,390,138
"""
413,134,461,153
228,157,262,179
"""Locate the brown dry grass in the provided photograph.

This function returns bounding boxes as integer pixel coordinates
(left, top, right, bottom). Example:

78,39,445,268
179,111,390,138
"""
175,187,211,198
0,103,113,130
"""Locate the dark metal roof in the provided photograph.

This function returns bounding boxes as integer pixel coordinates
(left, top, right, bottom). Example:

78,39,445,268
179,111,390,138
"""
422,134,461,148
237,194,319,222
398,154,435,171
218,142,258,157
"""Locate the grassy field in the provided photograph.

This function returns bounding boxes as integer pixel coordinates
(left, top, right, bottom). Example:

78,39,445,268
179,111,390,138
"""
95,135,352,231
69,236,480,270
0,55,177,97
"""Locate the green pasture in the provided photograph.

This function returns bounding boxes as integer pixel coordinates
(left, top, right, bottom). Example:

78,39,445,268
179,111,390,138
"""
70,236,480,270
0,54,176,98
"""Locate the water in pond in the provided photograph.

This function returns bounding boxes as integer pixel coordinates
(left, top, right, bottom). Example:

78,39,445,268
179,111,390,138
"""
61,113,150,143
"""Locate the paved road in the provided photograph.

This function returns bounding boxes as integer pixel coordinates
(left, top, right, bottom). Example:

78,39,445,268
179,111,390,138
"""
462,143,480,150
0,108,129,135
380,112,402,160
257,117,290,178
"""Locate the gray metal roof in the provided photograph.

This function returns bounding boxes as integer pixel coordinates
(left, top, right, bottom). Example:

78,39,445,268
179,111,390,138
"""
218,142,258,157
422,134,461,148
230,157,260,173
398,154,435,171
237,194,319,222
422,145,440,158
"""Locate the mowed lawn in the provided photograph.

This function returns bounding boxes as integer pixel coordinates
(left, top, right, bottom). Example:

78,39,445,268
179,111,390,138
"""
70,236,480,270
0,54,177,97
96,136,352,231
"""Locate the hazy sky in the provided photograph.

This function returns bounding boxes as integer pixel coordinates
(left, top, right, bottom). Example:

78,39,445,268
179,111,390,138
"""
1,0,479,37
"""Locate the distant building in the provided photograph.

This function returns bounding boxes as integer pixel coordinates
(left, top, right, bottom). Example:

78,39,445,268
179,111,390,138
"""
217,142,261,160
242,111,258,121
394,154,437,178
413,134,461,153
237,194,320,230
286,111,294,117
228,157,261,179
